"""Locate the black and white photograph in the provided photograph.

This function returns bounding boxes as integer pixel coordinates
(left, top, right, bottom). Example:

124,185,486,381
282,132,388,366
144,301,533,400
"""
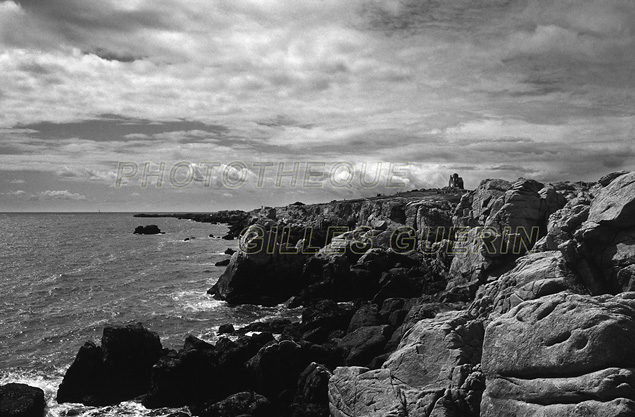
1,0,634,416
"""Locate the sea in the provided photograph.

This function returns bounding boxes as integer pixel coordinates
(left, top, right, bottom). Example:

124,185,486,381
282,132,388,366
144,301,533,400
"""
0,213,299,416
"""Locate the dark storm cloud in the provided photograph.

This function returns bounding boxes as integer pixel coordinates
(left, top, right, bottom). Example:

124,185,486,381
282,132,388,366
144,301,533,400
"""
15,0,177,34
19,115,230,142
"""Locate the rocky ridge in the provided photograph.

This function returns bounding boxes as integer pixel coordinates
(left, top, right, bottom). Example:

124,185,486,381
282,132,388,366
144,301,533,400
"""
53,173,635,417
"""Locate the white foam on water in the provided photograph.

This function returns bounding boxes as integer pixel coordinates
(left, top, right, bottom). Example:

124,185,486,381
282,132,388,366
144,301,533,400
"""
0,369,191,417
170,290,225,314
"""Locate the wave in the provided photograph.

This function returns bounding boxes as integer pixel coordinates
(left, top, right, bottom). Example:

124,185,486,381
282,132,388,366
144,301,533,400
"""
0,368,190,417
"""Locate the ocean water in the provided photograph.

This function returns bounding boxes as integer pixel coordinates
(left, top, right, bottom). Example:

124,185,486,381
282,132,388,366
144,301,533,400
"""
0,213,297,416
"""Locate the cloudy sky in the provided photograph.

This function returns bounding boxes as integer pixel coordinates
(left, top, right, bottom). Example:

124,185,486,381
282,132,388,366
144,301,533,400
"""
0,0,633,212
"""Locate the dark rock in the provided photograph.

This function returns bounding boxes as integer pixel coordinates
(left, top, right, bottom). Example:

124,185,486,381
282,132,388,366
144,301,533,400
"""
387,309,408,328
337,325,392,367
598,170,629,187
0,383,46,417
224,248,236,255
57,323,162,406
301,327,328,344
368,353,390,370
144,333,274,408
133,225,162,235
209,226,308,305
327,329,345,342
199,391,272,417
239,319,292,335
246,340,313,399
300,300,354,334
280,322,304,342
293,255,353,304
378,298,405,319
346,303,381,333
55,341,104,405
290,362,331,417
215,259,230,267
218,324,235,335
372,267,428,305
100,324,163,398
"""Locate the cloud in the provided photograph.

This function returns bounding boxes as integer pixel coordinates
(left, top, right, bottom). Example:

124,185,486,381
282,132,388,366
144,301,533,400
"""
0,0,633,210
38,190,87,200
3,190,27,198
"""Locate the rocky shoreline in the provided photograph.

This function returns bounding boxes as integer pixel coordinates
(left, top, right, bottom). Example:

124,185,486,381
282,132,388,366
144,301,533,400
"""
133,210,250,240
5,172,635,417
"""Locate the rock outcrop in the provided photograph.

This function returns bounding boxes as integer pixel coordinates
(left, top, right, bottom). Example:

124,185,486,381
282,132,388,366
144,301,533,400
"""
469,250,586,319
209,190,461,306
448,178,565,289
208,225,308,305
143,333,274,408
481,292,635,416
0,383,46,417
326,171,635,417
57,323,163,406
133,225,162,235
329,309,485,417
58,172,635,417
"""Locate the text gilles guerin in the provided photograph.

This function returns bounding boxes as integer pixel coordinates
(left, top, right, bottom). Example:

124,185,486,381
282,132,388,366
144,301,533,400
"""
236,225,541,256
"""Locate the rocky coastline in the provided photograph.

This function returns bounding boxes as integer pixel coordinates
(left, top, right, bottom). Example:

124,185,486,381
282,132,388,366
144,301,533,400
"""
6,172,635,417
133,211,250,240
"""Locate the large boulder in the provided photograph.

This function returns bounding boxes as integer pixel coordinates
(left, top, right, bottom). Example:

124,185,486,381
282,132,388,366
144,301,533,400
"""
481,292,635,416
383,310,483,389
587,171,635,228
329,367,420,417
469,251,586,318
0,383,46,417
329,311,485,416
57,323,163,406
245,340,314,399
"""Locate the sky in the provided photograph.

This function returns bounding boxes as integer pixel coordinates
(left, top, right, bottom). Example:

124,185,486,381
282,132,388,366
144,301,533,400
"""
0,0,633,212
